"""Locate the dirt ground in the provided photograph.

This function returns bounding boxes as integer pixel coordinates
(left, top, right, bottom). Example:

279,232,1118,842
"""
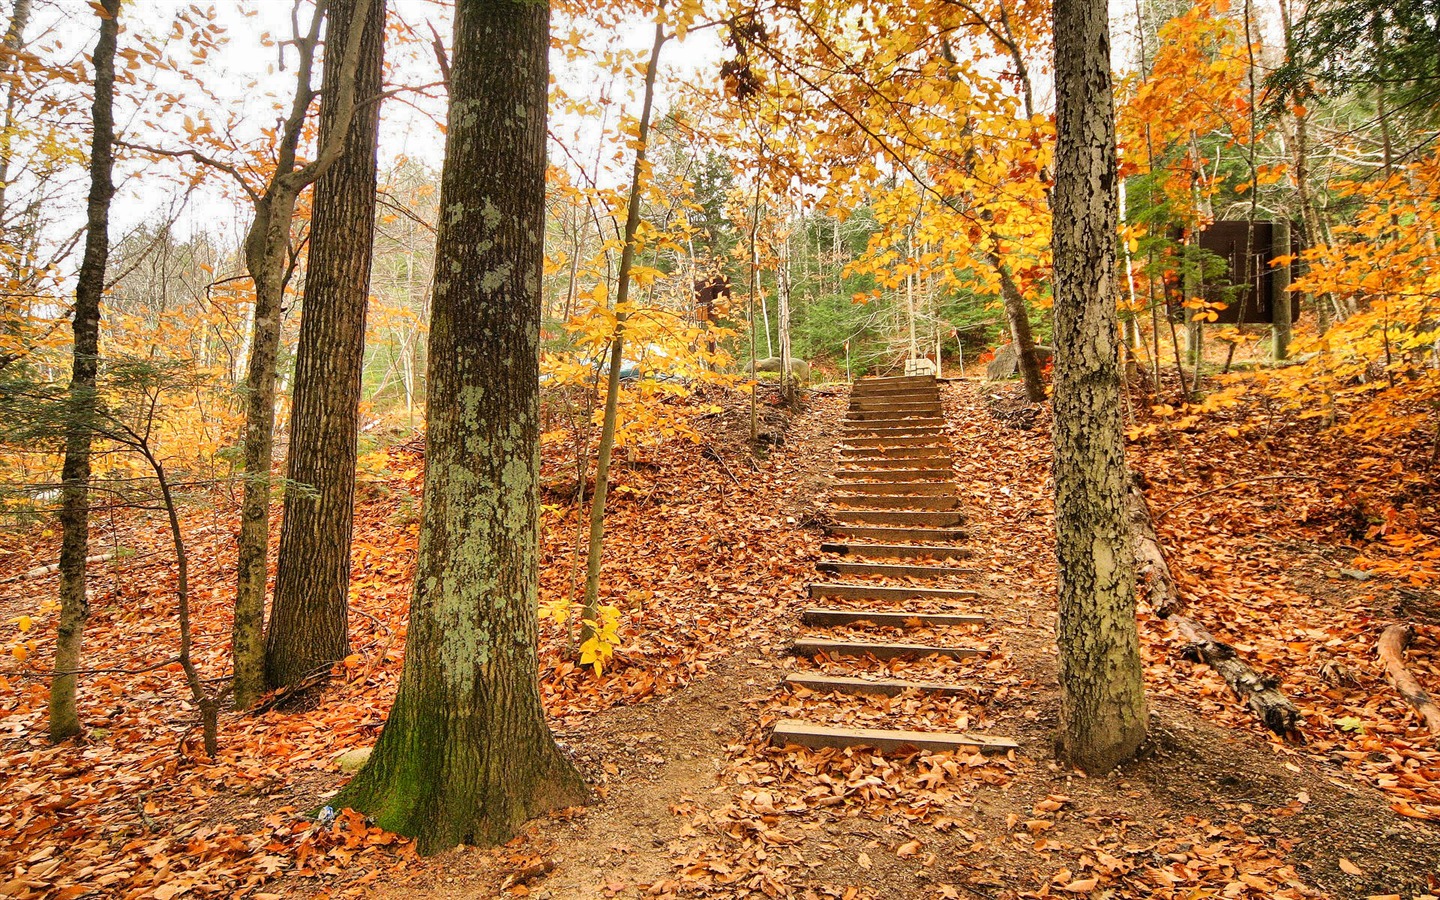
4,377,1439,900
358,380,1440,900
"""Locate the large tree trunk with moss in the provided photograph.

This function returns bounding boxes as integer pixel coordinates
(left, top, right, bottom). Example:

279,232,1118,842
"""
334,0,586,854
1050,0,1148,773
49,0,118,743
266,0,386,691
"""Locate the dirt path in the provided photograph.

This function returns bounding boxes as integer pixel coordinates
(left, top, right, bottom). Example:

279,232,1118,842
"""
364,378,1440,900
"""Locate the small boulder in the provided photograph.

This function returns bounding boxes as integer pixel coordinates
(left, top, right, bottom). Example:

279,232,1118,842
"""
985,343,1054,381
336,747,373,774
755,357,810,383
985,343,1018,380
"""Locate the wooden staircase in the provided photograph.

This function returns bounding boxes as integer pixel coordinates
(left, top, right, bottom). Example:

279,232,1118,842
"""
772,374,1017,757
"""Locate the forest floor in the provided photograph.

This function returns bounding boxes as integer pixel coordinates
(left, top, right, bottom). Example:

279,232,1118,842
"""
2,375,1439,899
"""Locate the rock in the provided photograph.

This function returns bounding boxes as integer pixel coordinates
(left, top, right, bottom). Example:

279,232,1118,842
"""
985,343,1018,380
985,343,1054,381
336,747,373,774
755,356,810,383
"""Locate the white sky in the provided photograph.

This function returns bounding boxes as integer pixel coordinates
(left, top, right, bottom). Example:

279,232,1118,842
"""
97,1,723,249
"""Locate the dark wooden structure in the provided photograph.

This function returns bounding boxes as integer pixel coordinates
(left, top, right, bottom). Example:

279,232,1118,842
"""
1192,221,1299,325
693,274,731,323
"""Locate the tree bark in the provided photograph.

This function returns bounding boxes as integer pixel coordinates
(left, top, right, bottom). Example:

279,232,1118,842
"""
231,0,374,709
266,0,386,691
1049,0,1148,773
335,0,586,853
49,0,118,743
1270,219,1292,361
0,0,32,226
991,249,1046,402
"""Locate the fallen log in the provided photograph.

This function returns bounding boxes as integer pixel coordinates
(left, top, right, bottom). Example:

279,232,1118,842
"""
0,552,116,585
1127,479,1182,618
1127,474,1304,740
1378,623,1440,737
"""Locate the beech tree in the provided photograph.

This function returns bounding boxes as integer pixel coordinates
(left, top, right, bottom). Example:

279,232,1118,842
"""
1050,0,1148,771
335,0,587,852
581,19,666,648
48,0,119,743
265,0,386,691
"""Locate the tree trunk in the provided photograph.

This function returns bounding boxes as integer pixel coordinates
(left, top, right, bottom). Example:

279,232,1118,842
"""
231,0,374,709
0,0,32,225
335,0,586,853
49,0,118,743
266,0,386,691
232,195,294,708
580,20,665,644
778,224,794,402
1049,0,1148,773
991,249,1046,402
1271,219,1292,361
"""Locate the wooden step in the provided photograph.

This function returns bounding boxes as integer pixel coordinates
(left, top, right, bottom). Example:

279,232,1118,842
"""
842,424,944,437
840,445,949,459
849,395,942,406
784,673,972,697
815,560,977,580
842,435,947,449
808,582,981,601
830,509,965,527
847,405,942,420
842,417,944,430
844,411,943,421
834,467,953,480
838,459,953,471
838,459,950,472
771,719,1016,754
847,389,939,403
801,607,985,627
824,525,970,542
821,541,972,560
831,494,959,511
850,375,936,389
849,380,938,394
793,637,982,661
828,481,957,496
